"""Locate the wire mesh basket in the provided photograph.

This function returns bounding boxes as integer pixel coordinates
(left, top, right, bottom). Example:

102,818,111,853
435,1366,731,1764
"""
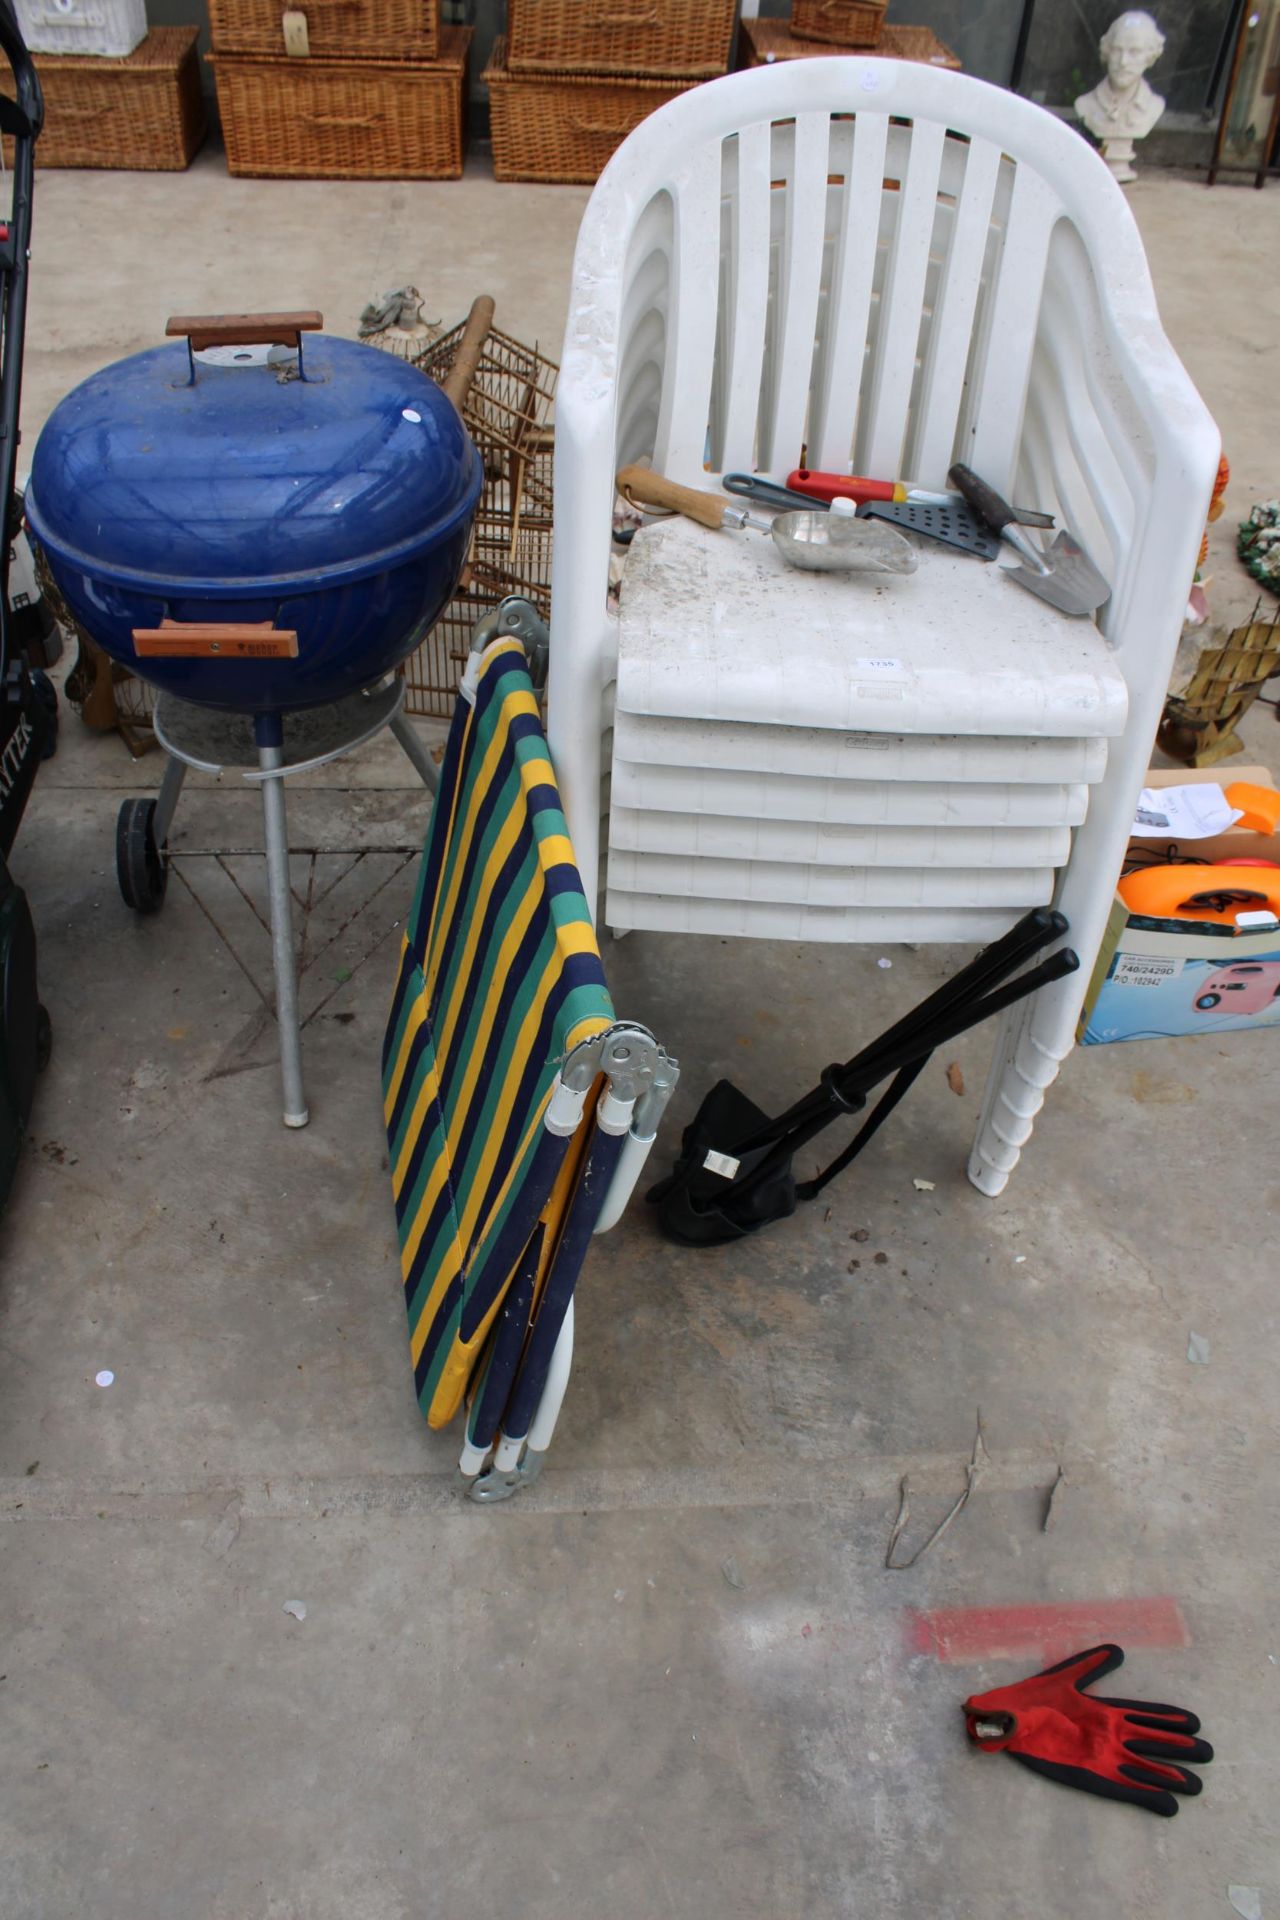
405,308,558,717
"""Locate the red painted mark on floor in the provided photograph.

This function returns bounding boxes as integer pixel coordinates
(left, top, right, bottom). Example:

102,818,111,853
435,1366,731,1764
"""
907,1597,1190,1665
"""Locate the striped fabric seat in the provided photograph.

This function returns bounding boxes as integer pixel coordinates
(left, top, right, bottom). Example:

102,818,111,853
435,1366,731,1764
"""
382,639,614,1428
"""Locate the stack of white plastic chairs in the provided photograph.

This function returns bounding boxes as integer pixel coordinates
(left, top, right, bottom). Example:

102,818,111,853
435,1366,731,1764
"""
548,59,1218,1192
606,510,1128,942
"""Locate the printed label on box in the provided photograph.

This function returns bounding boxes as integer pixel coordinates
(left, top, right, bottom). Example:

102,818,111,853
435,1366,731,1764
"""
1112,954,1185,987
1081,941,1280,1043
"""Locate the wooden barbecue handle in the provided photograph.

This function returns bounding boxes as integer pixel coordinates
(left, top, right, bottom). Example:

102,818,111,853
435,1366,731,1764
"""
616,463,726,530
441,295,495,411
165,311,323,353
133,621,299,660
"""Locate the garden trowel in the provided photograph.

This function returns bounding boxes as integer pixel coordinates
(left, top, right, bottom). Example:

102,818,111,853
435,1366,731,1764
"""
949,463,1110,616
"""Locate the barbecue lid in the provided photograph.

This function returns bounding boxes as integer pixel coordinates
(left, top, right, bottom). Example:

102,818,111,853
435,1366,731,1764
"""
26,311,482,597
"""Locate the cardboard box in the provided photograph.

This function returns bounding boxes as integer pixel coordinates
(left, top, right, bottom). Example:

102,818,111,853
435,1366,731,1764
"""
1079,766,1280,1045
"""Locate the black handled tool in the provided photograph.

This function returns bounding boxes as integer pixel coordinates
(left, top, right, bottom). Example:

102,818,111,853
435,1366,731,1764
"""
949,464,1110,616
649,909,1079,1246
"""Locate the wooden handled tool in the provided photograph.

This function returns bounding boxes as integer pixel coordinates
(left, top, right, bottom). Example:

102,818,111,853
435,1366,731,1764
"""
616,464,769,532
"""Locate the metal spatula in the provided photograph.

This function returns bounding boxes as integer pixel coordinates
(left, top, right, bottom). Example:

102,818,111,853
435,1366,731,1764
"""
949,464,1111,617
856,497,1002,560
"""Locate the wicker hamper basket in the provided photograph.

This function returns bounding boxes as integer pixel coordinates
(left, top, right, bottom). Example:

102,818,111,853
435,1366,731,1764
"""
212,27,469,179
485,37,702,184
740,17,961,69
506,0,735,77
206,0,438,61
790,0,887,47
2,27,205,169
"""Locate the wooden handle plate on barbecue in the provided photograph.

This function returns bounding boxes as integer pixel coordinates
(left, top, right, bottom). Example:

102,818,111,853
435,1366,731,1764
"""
165,311,323,353
132,620,299,660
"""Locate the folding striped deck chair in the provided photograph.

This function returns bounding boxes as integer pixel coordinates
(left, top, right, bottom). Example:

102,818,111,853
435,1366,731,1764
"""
383,616,676,1499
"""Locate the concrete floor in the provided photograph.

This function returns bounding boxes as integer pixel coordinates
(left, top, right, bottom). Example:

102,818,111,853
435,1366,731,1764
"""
3,149,1279,1919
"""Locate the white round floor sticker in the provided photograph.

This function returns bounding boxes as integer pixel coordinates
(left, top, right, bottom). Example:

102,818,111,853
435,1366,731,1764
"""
95,1370,114,1387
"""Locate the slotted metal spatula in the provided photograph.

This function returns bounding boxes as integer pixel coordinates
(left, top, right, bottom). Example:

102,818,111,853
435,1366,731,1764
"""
856,497,1002,560
949,464,1111,617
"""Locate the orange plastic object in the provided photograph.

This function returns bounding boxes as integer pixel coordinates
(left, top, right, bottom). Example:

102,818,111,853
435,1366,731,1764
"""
1119,863,1280,924
1225,781,1280,835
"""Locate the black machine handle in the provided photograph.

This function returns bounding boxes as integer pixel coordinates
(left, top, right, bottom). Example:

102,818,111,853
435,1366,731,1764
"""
0,2,43,140
947,463,1017,536
0,0,41,663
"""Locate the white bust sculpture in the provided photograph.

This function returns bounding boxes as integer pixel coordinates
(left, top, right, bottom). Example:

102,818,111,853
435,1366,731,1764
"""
1075,11,1167,183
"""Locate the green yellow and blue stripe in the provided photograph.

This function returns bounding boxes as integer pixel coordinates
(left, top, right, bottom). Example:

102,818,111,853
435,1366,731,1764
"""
382,640,613,1427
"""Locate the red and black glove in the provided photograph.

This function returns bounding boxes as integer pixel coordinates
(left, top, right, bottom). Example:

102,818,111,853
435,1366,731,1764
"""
964,1644,1213,1817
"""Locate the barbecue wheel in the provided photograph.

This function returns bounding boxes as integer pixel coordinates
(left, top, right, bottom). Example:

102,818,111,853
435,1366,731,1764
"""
116,798,168,914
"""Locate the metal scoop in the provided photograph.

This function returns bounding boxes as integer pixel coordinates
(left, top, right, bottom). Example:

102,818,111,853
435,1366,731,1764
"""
949,464,1110,617
770,497,916,574
616,465,915,577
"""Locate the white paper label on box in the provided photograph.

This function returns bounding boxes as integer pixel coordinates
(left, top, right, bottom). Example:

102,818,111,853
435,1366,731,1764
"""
1132,783,1242,838
856,657,904,671
1113,954,1185,987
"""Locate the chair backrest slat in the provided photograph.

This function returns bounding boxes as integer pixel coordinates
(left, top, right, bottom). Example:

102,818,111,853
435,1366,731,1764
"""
858,118,947,480
810,109,889,473
759,111,832,474
655,141,727,478
956,164,1061,489
716,118,773,475
908,134,1003,488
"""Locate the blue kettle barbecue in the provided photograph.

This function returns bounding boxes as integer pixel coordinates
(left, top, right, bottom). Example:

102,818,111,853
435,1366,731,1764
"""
27,305,484,1124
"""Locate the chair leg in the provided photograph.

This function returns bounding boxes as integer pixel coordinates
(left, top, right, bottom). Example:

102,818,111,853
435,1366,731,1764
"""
467,1301,575,1503
967,990,1068,1195
520,1296,575,1479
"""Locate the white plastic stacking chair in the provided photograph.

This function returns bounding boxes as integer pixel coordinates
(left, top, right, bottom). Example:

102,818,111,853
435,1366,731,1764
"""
548,57,1218,1195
